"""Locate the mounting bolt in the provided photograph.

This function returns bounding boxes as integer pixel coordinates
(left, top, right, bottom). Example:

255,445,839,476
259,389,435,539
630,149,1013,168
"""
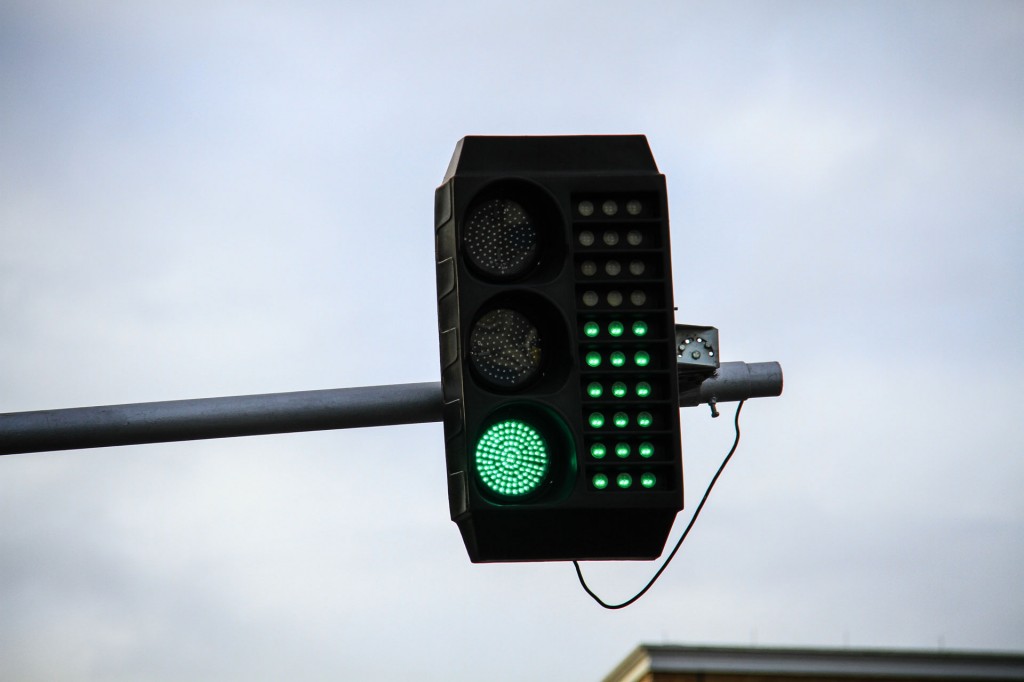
708,398,720,418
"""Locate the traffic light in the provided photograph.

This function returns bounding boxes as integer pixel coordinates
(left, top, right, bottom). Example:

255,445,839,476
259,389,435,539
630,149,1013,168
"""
434,136,682,562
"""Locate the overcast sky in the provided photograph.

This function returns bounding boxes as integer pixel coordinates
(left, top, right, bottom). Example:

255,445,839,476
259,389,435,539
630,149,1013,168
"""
1,1,1022,680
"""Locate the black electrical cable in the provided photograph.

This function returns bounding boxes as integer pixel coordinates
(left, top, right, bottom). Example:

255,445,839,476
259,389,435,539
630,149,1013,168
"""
573,400,746,609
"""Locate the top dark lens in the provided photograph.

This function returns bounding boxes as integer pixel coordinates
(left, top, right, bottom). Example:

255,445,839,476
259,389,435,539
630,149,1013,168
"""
464,198,540,280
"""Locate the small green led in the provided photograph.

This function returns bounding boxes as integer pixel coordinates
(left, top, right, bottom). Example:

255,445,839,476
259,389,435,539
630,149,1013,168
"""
616,473,633,489
641,472,657,489
589,412,605,429
615,443,631,458
610,351,626,367
593,474,609,490
613,412,629,428
608,321,624,337
634,351,650,367
635,381,652,398
639,442,655,458
611,381,628,398
585,351,602,368
587,382,603,398
637,411,653,428
591,443,607,459
632,320,648,337
583,321,600,338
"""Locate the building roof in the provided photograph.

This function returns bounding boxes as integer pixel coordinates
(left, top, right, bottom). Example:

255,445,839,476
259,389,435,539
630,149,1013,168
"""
602,644,1024,682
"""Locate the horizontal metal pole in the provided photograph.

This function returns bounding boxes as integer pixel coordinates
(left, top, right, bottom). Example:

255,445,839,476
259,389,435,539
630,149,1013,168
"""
0,361,782,456
677,361,784,407
0,382,443,456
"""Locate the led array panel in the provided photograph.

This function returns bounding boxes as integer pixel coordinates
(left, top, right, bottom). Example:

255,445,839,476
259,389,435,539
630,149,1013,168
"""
574,194,677,494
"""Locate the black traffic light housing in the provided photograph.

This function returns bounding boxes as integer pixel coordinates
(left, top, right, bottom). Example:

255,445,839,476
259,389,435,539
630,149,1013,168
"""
435,136,682,562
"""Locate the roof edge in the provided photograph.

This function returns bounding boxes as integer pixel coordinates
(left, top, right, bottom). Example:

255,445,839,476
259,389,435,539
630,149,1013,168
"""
602,644,1024,682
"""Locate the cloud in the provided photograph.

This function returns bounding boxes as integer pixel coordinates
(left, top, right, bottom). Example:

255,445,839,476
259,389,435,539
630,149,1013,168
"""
1,2,1022,680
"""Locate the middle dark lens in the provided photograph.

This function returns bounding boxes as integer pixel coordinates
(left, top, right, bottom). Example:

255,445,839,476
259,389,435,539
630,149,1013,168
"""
469,308,542,389
463,198,539,280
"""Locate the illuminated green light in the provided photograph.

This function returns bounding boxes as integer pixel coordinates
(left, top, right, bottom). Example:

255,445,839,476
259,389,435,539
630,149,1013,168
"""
587,382,603,398
632,321,648,337
641,472,657,489
593,474,609,490
590,443,607,459
615,443,630,458
583,321,600,338
608,321,624,337
589,412,605,429
585,351,602,368
639,442,655,458
636,381,652,398
634,351,650,367
610,351,626,367
611,382,628,398
474,420,549,498
616,473,633,489
613,412,629,428
637,411,653,428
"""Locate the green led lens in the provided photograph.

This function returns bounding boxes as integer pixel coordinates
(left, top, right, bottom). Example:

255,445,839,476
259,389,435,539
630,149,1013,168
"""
610,351,625,367
585,351,601,368
613,412,629,428
589,412,605,428
639,442,654,458
636,381,652,398
641,472,657,489
474,420,549,498
611,382,628,398
587,382,603,398
616,473,633,489
632,321,648,337
608,321,624,337
637,411,653,428
634,351,650,367
591,443,607,459
615,443,630,458
593,474,609,490
583,321,600,338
